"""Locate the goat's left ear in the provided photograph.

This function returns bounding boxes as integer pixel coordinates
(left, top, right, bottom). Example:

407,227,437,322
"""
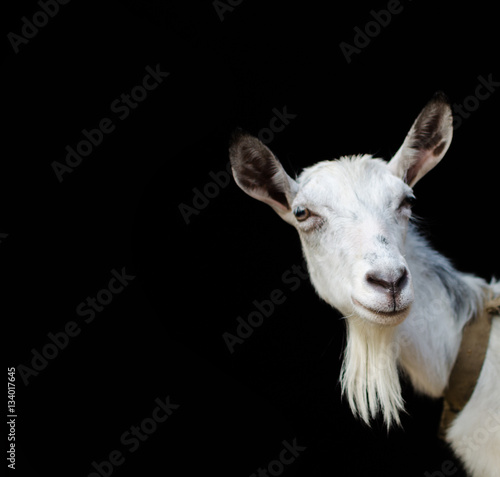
388,91,453,187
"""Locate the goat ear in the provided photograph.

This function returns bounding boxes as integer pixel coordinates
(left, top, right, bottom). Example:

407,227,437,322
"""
388,91,453,187
229,130,298,222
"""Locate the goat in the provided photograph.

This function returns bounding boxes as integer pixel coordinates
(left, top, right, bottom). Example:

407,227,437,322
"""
229,92,499,477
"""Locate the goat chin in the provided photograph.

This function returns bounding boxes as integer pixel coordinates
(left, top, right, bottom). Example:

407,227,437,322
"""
340,315,405,429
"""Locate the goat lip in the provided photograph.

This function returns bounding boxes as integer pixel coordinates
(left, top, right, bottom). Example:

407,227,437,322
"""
351,297,410,324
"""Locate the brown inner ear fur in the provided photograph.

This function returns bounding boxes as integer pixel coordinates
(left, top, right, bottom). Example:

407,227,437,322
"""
391,92,453,187
229,132,292,211
432,141,447,157
406,139,448,186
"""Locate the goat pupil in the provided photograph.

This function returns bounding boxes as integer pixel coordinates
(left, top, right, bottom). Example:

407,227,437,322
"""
405,196,416,207
294,207,306,217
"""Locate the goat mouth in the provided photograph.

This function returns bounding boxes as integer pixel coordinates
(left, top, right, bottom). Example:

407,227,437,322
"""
351,298,411,325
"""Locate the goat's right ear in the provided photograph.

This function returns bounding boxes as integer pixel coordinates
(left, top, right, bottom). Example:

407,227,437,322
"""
229,130,298,223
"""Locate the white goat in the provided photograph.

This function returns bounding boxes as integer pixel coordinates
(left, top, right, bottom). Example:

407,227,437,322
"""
229,92,499,477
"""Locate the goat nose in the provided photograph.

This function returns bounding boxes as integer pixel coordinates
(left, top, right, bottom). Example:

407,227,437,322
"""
365,268,408,295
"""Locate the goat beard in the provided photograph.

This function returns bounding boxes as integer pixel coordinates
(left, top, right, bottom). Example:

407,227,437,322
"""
340,316,405,429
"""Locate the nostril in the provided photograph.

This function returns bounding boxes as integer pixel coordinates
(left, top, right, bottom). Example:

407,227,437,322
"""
395,268,408,291
365,268,408,294
365,272,392,291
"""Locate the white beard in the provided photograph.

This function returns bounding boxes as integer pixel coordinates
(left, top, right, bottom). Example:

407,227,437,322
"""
340,316,405,428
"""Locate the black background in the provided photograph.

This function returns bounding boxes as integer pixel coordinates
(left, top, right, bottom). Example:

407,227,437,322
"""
4,1,499,476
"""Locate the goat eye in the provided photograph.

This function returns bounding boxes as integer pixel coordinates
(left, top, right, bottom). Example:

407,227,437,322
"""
293,206,310,221
400,196,416,209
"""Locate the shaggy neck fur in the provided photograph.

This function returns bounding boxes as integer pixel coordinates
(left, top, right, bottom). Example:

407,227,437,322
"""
340,223,487,428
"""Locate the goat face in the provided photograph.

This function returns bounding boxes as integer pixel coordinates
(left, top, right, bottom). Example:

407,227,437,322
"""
290,156,415,325
230,92,453,327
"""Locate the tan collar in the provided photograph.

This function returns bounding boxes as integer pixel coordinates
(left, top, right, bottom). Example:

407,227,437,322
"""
438,292,499,439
